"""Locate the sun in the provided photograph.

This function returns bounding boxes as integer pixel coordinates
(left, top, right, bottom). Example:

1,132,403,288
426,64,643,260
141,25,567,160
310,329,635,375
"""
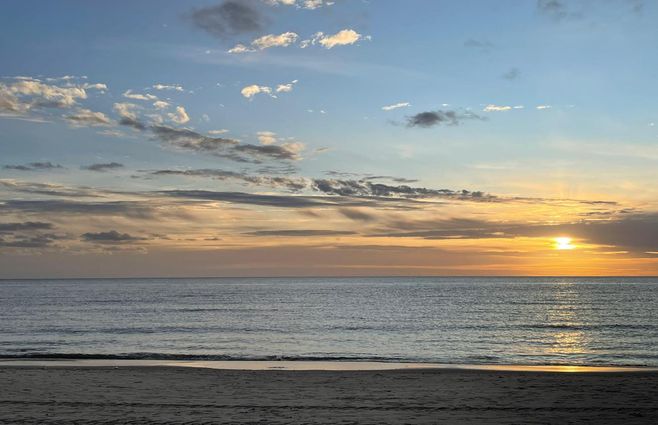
554,237,575,250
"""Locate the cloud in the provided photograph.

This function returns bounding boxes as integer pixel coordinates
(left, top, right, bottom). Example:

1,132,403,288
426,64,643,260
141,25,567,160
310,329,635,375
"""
0,200,156,219
148,168,309,191
339,208,375,222
122,90,158,101
405,110,484,128
361,175,419,184
208,129,229,135
537,0,569,21
536,105,552,110
167,106,190,124
276,79,298,93
188,1,264,40
151,125,238,150
502,68,521,80
0,222,53,232
382,102,410,111
0,233,64,249
113,102,147,129
149,125,304,162
241,84,274,99
257,131,278,145
0,85,27,113
483,104,512,112
266,0,335,9
81,230,145,244
65,108,112,127
0,77,93,114
82,162,124,172
371,213,658,253
153,100,170,110
161,190,324,208
152,84,184,92
5,79,86,108
229,31,299,53
0,180,99,198
301,29,370,49
3,162,64,171
311,178,493,201
113,102,139,120
245,229,355,237
233,142,305,161
240,81,297,99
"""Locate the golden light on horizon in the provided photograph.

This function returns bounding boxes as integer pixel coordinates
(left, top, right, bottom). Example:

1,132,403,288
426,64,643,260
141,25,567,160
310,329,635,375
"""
554,237,575,250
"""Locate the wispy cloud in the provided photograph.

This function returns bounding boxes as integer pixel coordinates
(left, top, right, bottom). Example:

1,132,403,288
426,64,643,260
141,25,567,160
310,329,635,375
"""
82,162,124,172
382,102,410,111
3,162,64,171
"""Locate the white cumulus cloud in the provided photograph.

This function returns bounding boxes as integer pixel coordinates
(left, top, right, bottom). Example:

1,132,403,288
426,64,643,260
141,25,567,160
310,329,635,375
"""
241,85,274,99
168,106,190,124
229,32,299,53
302,29,370,49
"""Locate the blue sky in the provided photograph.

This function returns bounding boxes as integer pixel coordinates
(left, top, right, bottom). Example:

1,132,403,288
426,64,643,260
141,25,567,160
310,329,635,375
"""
1,0,657,277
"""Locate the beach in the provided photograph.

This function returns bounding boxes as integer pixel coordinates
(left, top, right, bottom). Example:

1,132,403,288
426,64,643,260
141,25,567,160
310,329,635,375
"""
1,365,657,424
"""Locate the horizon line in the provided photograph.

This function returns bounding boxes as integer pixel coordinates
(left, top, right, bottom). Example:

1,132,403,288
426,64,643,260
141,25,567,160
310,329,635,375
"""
1,275,658,281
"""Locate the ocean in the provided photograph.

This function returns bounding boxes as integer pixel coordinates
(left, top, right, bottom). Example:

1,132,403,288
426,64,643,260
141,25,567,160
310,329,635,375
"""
1,277,657,366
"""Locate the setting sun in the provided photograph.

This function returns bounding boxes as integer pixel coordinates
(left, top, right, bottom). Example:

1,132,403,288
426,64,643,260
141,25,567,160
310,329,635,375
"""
554,237,575,250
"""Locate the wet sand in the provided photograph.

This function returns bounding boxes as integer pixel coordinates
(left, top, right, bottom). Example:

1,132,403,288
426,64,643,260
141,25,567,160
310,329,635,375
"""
1,365,657,424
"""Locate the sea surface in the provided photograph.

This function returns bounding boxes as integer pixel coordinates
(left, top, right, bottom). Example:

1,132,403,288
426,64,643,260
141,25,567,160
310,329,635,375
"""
1,277,657,366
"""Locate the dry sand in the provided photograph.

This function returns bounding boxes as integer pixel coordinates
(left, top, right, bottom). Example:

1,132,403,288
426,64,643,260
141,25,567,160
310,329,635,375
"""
1,366,657,424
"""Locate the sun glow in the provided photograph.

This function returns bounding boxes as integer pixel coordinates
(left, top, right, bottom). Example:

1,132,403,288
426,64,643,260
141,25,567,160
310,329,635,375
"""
554,237,575,250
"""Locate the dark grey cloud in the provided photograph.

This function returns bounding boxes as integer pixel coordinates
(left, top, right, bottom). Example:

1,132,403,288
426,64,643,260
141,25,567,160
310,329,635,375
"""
311,179,493,201
232,143,302,161
405,110,484,128
117,116,304,164
149,169,308,191
0,200,156,219
3,162,64,171
150,125,238,151
244,230,356,237
502,67,521,80
82,162,124,172
119,117,147,131
81,230,145,244
0,222,53,232
148,125,302,163
0,233,63,249
188,1,264,40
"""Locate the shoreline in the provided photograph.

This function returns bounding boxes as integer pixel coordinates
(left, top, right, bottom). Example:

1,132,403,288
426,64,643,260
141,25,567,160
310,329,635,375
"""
1,358,656,373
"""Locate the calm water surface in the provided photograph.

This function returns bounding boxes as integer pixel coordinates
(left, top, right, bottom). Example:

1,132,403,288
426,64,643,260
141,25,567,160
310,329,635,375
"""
1,277,657,366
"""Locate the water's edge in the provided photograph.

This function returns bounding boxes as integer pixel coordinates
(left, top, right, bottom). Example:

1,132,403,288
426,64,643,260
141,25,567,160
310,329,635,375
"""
1,358,656,373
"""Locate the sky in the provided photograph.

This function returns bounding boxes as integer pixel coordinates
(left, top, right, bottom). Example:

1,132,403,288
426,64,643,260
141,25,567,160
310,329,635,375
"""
1,0,657,278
